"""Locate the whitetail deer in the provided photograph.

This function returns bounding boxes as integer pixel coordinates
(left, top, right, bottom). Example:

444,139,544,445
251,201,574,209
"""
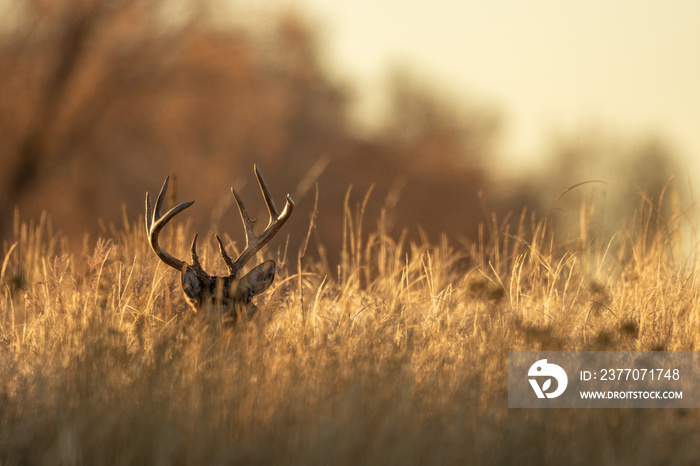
146,165,294,318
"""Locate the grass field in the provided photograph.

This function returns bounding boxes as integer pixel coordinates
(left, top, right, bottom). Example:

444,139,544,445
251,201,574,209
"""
1,192,699,465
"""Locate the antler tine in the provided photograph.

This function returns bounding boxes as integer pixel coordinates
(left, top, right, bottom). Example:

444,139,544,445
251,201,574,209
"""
145,176,195,271
255,164,279,222
230,188,257,248
215,235,237,274
229,166,295,273
190,234,201,268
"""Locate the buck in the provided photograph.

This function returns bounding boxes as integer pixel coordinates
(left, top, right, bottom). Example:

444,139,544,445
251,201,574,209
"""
145,165,294,318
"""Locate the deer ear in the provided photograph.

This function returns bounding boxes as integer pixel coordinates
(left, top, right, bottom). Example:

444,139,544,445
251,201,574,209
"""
237,260,276,300
181,266,203,301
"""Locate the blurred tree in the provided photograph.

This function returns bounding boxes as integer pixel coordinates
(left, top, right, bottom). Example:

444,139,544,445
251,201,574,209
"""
380,66,501,171
0,1,352,250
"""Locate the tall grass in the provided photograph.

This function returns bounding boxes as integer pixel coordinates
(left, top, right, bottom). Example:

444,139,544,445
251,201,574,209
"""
1,193,699,465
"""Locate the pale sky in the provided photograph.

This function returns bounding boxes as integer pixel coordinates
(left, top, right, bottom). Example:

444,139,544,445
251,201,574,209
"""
279,0,700,173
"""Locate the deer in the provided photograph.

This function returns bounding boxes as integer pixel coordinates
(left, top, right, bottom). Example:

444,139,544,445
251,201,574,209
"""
145,165,294,319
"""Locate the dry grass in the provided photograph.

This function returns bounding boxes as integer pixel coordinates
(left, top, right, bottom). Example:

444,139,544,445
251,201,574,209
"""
1,194,700,465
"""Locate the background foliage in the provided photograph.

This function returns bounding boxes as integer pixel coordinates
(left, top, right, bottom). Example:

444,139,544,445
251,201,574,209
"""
0,0,685,259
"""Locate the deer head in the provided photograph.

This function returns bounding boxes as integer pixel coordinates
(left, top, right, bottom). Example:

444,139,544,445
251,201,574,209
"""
145,165,294,318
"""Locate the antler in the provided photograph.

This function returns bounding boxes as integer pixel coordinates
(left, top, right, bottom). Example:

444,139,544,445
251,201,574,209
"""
147,167,293,277
221,164,295,275
145,176,195,271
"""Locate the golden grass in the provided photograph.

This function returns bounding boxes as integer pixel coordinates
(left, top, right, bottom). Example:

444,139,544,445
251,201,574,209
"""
1,194,700,465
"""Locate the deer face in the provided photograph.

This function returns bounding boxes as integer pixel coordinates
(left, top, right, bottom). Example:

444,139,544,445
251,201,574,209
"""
145,166,294,317
181,260,275,317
